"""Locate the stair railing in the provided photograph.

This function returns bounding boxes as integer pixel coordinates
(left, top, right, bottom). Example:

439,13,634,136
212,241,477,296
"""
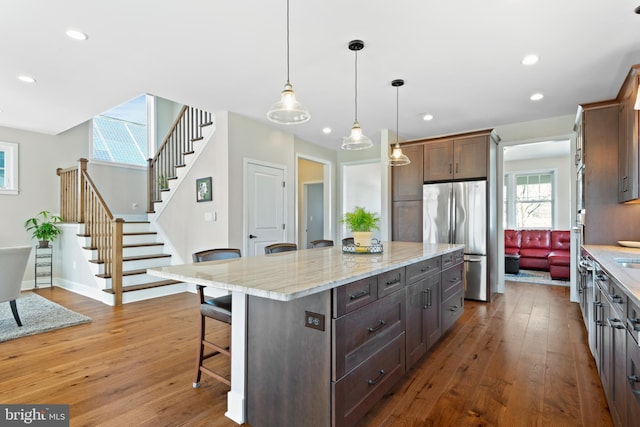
57,158,124,305
147,106,213,212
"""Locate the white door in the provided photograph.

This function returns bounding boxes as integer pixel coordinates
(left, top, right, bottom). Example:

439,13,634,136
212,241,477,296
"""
247,162,286,256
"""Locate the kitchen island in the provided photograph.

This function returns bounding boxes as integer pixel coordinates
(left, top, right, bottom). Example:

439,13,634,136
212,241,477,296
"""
148,241,465,426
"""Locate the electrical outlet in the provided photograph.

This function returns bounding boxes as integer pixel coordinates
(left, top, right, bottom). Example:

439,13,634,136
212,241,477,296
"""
304,311,325,331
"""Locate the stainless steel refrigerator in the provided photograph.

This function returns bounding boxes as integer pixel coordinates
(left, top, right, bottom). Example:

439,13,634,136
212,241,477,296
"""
423,181,488,301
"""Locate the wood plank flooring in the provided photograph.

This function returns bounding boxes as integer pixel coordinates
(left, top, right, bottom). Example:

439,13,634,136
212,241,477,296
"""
0,282,611,427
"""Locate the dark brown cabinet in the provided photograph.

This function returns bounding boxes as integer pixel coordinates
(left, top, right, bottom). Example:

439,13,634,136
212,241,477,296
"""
423,135,488,182
392,144,424,201
405,256,441,368
392,200,422,242
617,68,640,203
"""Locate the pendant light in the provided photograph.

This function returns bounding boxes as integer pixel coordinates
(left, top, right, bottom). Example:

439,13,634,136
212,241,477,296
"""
341,40,373,150
267,0,310,124
388,79,411,166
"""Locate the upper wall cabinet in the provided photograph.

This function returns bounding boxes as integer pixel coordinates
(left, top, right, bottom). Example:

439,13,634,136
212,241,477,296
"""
618,66,640,203
392,144,424,201
423,135,488,182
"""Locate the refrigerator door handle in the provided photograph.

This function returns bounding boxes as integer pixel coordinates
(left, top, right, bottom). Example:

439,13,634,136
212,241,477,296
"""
450,186,456,244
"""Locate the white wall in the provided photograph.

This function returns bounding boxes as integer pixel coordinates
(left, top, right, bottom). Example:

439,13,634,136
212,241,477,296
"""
504,155,572,229
154,111,230,264
0,122,89,280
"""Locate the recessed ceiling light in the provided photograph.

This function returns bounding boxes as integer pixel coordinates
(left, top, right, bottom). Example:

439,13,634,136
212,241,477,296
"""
322,127,332,134
66,29,88,41
521,54,539,66
18,75,36,83
530,93,544,101
422,114,433,121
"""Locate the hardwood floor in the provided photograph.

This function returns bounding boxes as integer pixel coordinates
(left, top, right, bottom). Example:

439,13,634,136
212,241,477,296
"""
0,282,611,427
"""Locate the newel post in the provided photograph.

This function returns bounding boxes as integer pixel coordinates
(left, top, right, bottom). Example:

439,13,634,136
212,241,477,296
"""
112,218,124,306
147,158,154,213
78,158,88,223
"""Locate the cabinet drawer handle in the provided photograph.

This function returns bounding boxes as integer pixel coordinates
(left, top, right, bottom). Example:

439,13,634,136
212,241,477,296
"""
609,294,623,304
449,305,461,312
368,320,386,333
449,277,459,283
349,290,369,300
386,277,401,286
367,369,386,385
423,288,432,309
606,317,626,329
420,266,431,272
596,320,606,327
628,318,640,331
629,375,640,384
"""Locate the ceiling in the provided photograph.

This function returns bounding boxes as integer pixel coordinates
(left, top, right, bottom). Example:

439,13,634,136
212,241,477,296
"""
2,0,640,151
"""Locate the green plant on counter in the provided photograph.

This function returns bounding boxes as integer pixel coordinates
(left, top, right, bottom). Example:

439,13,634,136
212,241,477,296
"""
341,206,380,232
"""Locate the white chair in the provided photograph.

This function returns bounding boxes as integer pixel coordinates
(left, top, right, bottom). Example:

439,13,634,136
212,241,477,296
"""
0,246,32,326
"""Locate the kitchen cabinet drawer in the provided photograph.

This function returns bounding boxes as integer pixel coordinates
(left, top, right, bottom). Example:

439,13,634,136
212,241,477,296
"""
442,262,464,302
406,256,440,284
378,267,405,298
333,289,405,380
627,331,640,426
333,276,378,318
332,333,405,427
442,290,464,333
442,249,463,269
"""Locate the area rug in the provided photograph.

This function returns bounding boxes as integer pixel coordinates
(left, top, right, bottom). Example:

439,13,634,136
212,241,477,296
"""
505,269,569,287
0,292,91,343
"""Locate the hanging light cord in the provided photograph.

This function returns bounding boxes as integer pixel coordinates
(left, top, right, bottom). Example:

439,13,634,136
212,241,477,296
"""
354,48,359,122
286,0,290,84
396,84,400,144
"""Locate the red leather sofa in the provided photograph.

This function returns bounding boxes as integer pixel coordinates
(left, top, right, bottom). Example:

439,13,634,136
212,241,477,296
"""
504,229,570,280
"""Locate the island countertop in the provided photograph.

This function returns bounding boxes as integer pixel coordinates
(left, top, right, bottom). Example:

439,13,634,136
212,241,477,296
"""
147,241,463,301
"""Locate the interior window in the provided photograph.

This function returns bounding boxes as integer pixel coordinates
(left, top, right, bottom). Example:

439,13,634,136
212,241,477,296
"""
504,171,554,228
92,94,148,167
0,141,19,194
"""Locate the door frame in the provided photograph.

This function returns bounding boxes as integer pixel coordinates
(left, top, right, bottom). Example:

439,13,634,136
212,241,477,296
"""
295,153,333,247
243,158,288,256
302,181,324,249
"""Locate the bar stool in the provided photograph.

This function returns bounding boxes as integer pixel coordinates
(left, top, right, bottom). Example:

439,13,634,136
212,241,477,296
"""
310,239,334,248
192,248,241,388
264,243,297,254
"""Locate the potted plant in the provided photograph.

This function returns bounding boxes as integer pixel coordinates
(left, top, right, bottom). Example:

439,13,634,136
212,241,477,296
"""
341,206,380,247
24,210,63,248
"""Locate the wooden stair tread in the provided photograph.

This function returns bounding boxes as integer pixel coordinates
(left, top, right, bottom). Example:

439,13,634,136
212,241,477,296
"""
89,253,171,264
95,268,148,279
83,243,163,251
102,279,183,293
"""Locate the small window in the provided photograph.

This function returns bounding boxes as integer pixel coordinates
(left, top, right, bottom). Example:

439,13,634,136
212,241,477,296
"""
92,95,148,167
504,170,555,228
0,141,19,195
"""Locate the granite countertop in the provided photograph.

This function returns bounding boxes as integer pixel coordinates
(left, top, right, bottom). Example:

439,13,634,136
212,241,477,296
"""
582,244,640,306
147,241,462,301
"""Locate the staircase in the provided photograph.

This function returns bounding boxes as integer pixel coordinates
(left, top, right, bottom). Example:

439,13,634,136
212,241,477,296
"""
57,106,214,305
78,220,186,304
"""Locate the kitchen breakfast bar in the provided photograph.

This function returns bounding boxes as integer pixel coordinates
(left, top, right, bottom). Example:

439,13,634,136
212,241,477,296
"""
148,241,465,427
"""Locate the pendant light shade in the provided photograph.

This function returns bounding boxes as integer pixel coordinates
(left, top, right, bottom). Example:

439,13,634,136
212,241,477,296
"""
267,0,310,125
342,40,373,150
388,79,411,166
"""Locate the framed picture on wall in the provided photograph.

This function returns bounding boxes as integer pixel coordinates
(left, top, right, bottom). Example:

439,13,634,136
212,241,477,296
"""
196,177,212,202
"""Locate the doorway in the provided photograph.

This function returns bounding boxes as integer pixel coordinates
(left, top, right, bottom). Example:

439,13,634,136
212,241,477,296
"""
297,156,332,249
497,138,575,296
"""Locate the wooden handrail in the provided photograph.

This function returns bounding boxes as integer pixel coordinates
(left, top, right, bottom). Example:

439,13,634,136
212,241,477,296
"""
58,159,124,305
146,106,213,212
